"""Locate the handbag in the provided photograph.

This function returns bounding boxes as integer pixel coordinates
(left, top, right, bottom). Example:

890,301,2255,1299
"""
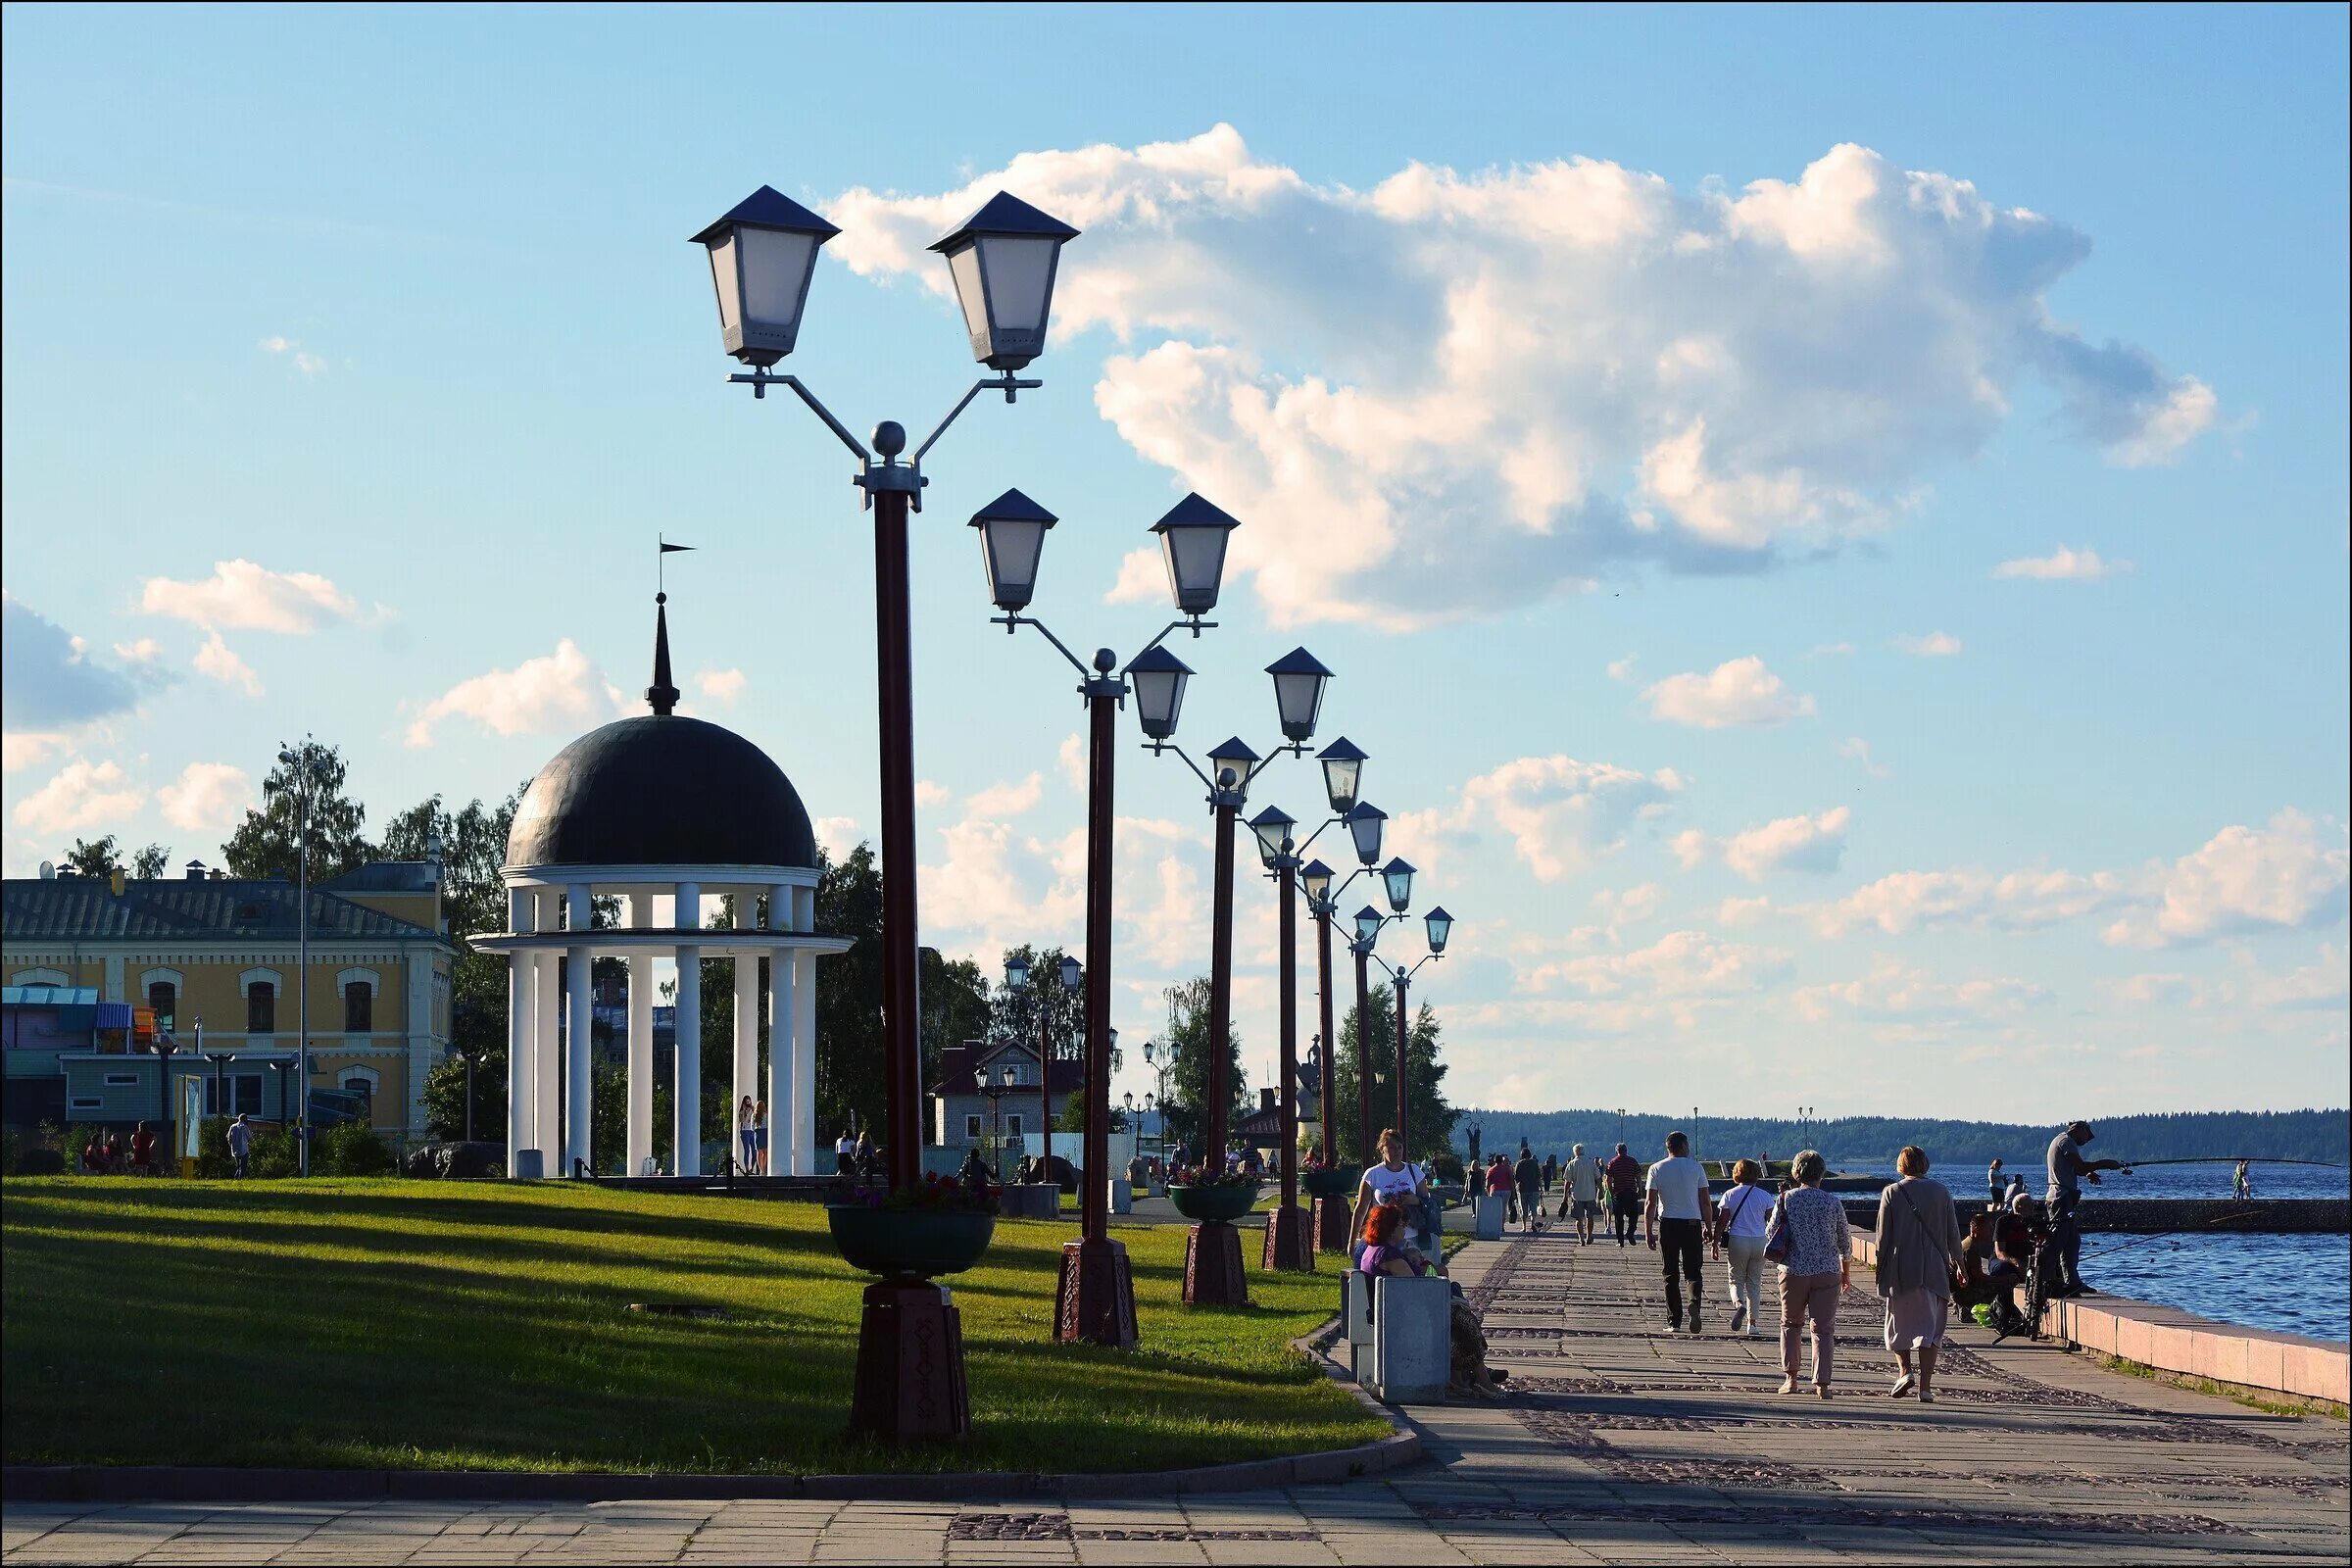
1715,1184,1758,1245
1762,1194,1793,1264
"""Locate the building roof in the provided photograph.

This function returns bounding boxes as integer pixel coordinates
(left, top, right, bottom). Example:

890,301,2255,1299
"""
1,877,445,943
930,1037,1084,1099
504,598,817,872
325,860,438,894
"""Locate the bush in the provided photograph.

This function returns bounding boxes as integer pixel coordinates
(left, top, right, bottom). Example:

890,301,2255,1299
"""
194,1118,233,1179
1427,1152,1466,1185
318,1121,394,1176
249,1126,300,1180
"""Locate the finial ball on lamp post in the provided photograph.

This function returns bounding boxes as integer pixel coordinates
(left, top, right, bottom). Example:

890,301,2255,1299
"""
1353,905,1386,947
690,185,841,367
1207,737,1259,803
927,191,1080,371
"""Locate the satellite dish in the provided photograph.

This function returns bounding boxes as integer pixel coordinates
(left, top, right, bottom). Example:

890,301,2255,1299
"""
38,860,54,880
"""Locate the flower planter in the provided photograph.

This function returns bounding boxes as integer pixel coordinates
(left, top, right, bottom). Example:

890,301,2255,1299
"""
1301,1167,1357,1200
1167,1183,1261,1223
826,1203,996,1280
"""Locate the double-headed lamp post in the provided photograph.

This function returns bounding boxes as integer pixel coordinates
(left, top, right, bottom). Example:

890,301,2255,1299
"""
276,739,317,1175
1296,789,1399,1168
1003,949,1084,1196
1136,647,1338,1298
973,486,1237,1347
692,180,1079,1442
1352,864,1454,1157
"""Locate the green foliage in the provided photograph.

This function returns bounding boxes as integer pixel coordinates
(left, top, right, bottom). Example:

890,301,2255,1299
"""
420,1048,506,1144
1328,987,1455,1166
1,1180,1389,1475
1158,977,1248,1155
317,1121,394,1176
984,943,1085,1083
220,740,374,884
1054,1095,1129,1134
55,837,172,880
813,844,884,1141
194,1118,231,1179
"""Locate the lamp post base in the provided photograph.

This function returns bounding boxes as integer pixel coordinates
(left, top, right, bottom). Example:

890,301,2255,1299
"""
1259,1202,1314,1272
1181,1220,1250,1307
1312,1196,1353,1253
849,1278,971,1443
1055,1237,1139,1348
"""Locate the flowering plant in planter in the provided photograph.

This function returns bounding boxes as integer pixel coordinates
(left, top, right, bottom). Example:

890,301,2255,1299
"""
844,1169,1002,1215
1166,1161,1260,1190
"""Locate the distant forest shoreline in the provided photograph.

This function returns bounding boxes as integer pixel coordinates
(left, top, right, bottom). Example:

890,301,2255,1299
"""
1451,1107,2350,1166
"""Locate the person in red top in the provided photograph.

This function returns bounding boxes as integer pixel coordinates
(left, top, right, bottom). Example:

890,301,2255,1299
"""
128,1121,159,1177
1604,1142,1644,1246
81,1133,107,1174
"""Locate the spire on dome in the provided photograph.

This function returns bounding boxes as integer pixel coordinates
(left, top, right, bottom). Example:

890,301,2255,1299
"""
647,593,680,715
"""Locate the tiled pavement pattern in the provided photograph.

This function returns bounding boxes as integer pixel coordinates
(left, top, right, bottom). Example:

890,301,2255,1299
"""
6,1229,2346,1564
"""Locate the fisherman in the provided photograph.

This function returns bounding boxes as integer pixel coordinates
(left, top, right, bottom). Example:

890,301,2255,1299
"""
2232,1158,2254,1201
2045,1120,2125,1297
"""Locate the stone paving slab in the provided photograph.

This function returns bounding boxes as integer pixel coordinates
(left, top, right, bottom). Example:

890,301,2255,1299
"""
7,1230,2346,1564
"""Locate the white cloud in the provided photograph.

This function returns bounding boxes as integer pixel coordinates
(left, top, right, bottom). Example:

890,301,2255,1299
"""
1398,755,1684,882
139,559,358,633
2106,809,2350,949
1812,866,2131,938
2245,946,2349,1011
965,773,1045,819
192,631,263,697
112,638,164,665
1892,631,1964,657
914,780,951,808
1838,736,1891,778
3,732,71,773
405,639,626,747
156,761,252,833
1592,883,1664,928
1993,544,2132,581
1056,735,1088,793
1641,657,1814,728
1790,958,2050,1024
1704,807,1852,881
1545,929,1792,1000
829,129,2211,625
694,668,746,706
12,759,142,835
1605,654,1639,682
814,816,863,860
260,334,327,377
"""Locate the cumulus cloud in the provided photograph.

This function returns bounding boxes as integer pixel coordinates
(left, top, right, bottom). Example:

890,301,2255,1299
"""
828,128,2212,625
1641,657,1814,728
156,761,252,833
1,594,146,729
814,816,863,860
914,780,951,808
112,638,164,665
260,334,327,377
139,559,359,633
1540,929,1792,1000
1790,958,2050,1025
11,758,142,835
694,668,746,706
1893,631,1964,657
2107,809,2349,949
1812,866,2132,938
192,630,263,696
1397,755,1685,882
3,733,70,774
1838,737,1891,778
1681,807,1852,881
404,639,626,747
1993,544,2131,581
965,773,1045,819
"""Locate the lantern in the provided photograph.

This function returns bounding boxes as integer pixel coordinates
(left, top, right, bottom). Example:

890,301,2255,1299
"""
690,185,840,367
927,190,1080,371
969,488,1057,612
1343,802,1387,866
1248,806,1297,868
1126,645,1194,741
1151,493,1241,615
1265,647,1334,744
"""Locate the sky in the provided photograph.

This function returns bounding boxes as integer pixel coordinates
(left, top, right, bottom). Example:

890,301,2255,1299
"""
3,4,2346,1122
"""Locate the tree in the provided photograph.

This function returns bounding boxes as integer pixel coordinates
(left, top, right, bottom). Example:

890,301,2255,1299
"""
922,948,991,1090
385,787,524,1133
56,837,171,879
983,943,1085,1084
420,1049,507,1143
1329,985,1456,1165
220,739,373,884
1056,1095,1129,1134
812,843,885,1143
1158,976,1247,1155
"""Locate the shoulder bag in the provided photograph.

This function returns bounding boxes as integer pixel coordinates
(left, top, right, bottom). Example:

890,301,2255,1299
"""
1762,1193,1793,1264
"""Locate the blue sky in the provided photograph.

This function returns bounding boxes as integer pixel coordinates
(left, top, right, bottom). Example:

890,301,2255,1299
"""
4,4,2345,1119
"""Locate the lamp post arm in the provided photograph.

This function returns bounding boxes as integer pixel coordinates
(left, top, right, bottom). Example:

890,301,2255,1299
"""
993,613,1093,679
1146,742,1217,794
913,373,1043,466
1404,952,1445,984
729,371,873,462
1131,616,1215,662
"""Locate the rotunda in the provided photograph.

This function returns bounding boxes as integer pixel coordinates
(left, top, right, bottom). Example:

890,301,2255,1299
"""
478,596,850,1178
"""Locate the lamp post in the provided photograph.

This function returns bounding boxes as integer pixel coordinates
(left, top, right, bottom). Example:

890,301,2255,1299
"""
692,182,1078,1441
1136,645,1340,1295
1004,949,1083,1200
206,1049,238,1125
1142,1038,1179,1167
1353,881,1453,1158
276,739,317,1175
976,486,1236,1342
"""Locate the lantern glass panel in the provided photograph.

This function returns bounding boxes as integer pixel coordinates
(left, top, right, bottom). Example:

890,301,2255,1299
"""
1354,906,1384,946
1321,753,1361,813
1272,670,1327,742
1425,908,1453,953
738,226,816,337
1005,954,1031,991
978,234,1057,333
1059,955,1083,992
707,234,743,336
1383,860,1414,913
1132,666,1187,739
1299,861,1333,905
947,245,989,343
979,516,1050,611
1347,807,1386,866
1161,525,1231,614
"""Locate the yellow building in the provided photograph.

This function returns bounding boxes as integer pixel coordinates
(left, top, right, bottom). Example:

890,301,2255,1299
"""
1,858,455,1142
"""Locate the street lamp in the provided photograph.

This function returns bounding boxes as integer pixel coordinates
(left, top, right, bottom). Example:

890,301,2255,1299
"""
693,179,1078,1445
1354,903,1456,1158
975,486,1238,1349
1004,949,1070,1199
276,738,318,1176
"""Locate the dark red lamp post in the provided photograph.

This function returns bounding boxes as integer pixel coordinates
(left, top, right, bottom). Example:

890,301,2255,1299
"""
692,182,1078,1442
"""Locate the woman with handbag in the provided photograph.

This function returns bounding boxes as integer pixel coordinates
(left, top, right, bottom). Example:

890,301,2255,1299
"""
1768,1149,1850,1397
1875,1146,1968,1402
1714,1158,1773,1336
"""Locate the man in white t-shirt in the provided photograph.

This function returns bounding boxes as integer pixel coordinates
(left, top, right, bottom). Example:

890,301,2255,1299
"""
1643,1131,1717,1334
1559,1144,1603,1246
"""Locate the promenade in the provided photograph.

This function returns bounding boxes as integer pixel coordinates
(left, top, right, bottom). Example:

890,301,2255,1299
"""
6,1228,2346,1565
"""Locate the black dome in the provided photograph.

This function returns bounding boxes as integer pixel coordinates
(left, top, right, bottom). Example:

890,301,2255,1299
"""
506,714,816,870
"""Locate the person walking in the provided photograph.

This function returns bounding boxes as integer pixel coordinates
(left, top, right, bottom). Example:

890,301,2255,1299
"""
835,1128,857,1176
1714,1157,1772,1336
1986,1156,2005,1209
129,1120,159,1177
1876,1146,1967,1402
2232,1158,2254,1201
1604,1143,1643,1246
1485,1152,1515,1225
1773,1149,1851,1398
1513,1146,1543,1233
1644,1131,1716,1333
226,1113,254,1179
1559,1143,1603,1245
1543,1152,1559,1195
2045,1120,2123,1296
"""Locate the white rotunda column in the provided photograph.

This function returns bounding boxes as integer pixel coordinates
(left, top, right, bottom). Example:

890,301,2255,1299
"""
564,880,593,1177
505,886,536,1175
674,881,703,1177
791,886,818,1176
533,889,562,1178
625,893,655,1176
732,943,759,1172
765,882,795,1174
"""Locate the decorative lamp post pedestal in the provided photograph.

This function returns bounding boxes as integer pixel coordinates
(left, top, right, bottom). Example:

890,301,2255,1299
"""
1182,1221,1250,1307
1260,1202,1313,1271
1312,1196,1353,1252
851,1279,971,1443
1056,1236,1139,1347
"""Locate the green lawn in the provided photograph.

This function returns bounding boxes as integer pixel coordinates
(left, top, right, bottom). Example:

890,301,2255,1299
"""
1,1178,1382,1475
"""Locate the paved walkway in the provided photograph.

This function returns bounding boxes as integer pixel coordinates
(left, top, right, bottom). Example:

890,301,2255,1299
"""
7,1229,2346,1564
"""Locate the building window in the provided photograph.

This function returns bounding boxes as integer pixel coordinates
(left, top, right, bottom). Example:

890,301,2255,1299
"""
344,982,372,1033
70,1096,103,1111
246,981,274,1034
105,1073,138,1086
204,1075,263,1116
1005,1114,1023,1140
964,1113,982,1140
342,1074,375,1102
147,981,176,1031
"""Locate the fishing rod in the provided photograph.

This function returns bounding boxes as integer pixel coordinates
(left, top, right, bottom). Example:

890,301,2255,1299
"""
2113,1156,2346,1169
2077,1205,2267,1263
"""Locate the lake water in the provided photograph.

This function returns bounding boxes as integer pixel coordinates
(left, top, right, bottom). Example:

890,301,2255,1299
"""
1836,1158,2349,1344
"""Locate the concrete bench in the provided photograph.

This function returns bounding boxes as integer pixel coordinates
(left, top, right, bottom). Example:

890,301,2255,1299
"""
1001,1182,1058,1219
1367,1274,1452,1402
1473,1194,1505,1241
1105,1176,1133,1216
